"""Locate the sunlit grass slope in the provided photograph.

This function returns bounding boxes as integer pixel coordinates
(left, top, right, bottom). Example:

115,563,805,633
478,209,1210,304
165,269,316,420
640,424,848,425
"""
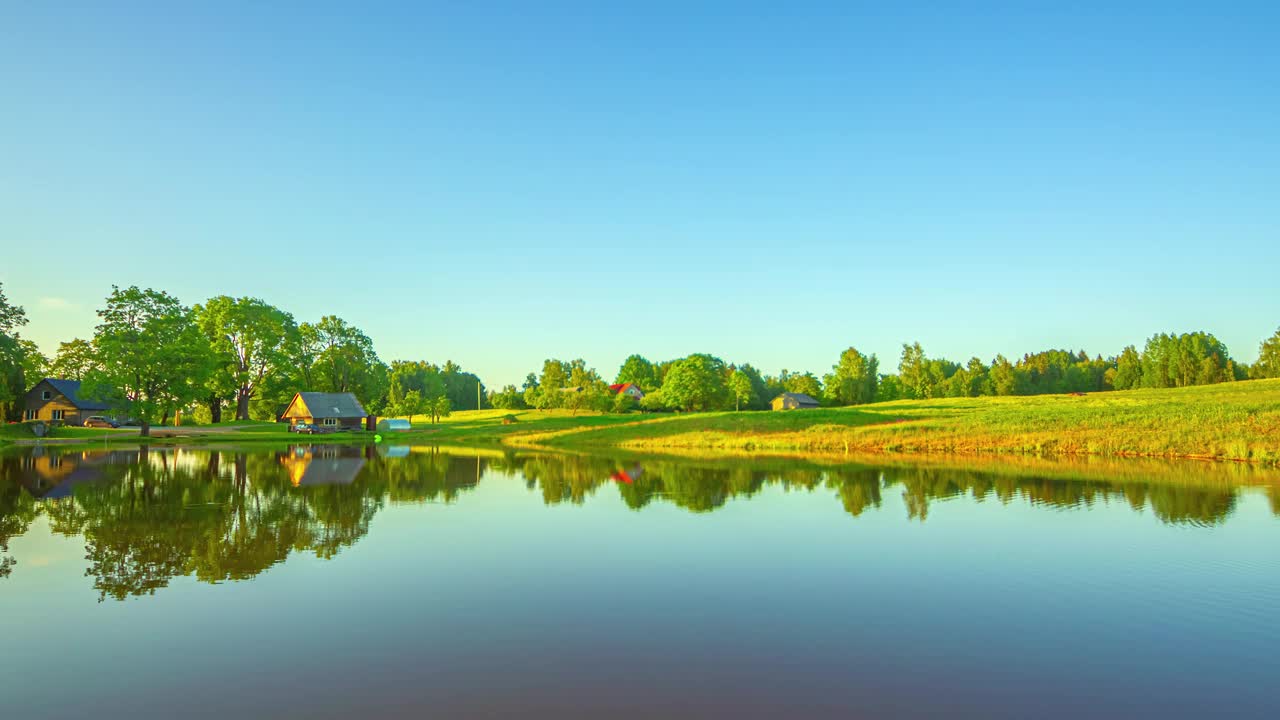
413,379,1280,465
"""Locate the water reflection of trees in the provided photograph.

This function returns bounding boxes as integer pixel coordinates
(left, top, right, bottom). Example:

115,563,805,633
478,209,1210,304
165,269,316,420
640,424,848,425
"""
0,446,484,599
0,446,1273,598
500,454,1252,527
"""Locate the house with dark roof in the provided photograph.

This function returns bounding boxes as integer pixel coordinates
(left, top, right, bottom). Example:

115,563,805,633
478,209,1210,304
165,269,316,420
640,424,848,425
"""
280,392,368,430
771,392,820,411
23,379,112,426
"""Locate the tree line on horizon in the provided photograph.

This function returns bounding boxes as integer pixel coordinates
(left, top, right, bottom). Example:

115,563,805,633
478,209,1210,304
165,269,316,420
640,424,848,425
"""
3,281,1280,429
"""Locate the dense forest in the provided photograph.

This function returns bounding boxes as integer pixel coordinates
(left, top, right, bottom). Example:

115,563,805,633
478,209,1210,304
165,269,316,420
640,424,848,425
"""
2,281,1279,427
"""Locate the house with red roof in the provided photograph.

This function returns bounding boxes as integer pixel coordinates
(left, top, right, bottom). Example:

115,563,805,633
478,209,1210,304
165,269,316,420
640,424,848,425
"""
608,383,646,402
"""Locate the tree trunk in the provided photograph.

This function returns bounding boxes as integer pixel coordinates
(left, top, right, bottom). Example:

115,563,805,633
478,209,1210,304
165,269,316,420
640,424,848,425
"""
236,391,251,421
209,397,223,424
140,422,150,437
160,411,170,426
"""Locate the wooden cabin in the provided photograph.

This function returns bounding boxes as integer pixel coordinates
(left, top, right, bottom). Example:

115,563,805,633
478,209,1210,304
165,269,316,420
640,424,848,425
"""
22,379,111,426
279,392,368,430
771,392,820,411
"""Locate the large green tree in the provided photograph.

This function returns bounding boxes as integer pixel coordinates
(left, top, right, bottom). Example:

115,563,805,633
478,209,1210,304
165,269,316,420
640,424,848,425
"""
615,354,660,392
85,286,214,436
1112,345,1142,390
727,368,755,411
0,283,30,420
1253,327,1280,379
660,354,728,412
50,339,99,381
299,316,386,408
823,347,879,405
195,296,300,421
784,371,823,400
898,342,927,399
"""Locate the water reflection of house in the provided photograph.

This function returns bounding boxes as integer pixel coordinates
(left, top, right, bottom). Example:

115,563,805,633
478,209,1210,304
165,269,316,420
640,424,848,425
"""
610,465,644,485
279,446,367,487
10,449,138,499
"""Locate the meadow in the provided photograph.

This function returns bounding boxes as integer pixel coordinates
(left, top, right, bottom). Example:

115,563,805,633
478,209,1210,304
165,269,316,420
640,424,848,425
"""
406,378,1280,465
5,379,1277,466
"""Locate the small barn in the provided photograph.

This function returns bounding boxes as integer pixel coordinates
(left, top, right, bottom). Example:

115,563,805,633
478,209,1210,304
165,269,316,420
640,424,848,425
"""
771,392,820,411
280,392,368,430
22,379,111,426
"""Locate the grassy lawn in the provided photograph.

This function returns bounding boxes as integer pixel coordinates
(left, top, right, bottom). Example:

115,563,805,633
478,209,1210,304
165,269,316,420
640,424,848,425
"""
8,379,1277,465
386,379,1280,465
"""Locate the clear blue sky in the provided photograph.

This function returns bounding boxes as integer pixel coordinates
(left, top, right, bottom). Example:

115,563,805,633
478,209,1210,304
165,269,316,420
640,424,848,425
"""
3,1,1277,386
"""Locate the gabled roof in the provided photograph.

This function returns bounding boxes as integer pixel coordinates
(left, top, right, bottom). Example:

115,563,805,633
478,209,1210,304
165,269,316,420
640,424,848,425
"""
285,392,367,419
777,392,819,404
35,378,110,411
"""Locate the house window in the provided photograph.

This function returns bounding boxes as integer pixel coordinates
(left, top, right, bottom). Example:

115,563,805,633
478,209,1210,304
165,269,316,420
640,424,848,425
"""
24,410,35,421
51,410,65,421
42,390,51,400
322,418,338,426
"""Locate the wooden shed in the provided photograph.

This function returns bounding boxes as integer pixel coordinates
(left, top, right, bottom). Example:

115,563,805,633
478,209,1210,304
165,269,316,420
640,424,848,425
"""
771,392,820,411
280,392,368,430
22,379,111,426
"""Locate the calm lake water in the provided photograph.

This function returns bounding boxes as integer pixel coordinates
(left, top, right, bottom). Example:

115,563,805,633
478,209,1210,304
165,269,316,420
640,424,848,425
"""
2,444,1278,719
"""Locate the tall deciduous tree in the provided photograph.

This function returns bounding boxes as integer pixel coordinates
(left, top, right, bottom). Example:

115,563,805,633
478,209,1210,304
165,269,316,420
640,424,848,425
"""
898,342,927,399
661,354,728,412
615,355,659,392
299,316,386,408
1253,327,1280,379
1112,346,1142,390
0,283,30,421
728,369,755,411
50,339,99,381
0,283,26,335
823,347,879,405
86,286,213,436
784,372,823,400
195,296,300,421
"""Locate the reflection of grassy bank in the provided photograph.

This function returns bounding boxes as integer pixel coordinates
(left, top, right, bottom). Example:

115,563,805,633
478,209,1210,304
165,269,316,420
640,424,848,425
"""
487,447,1280,525
417,380,1280,466
4,445,1277,599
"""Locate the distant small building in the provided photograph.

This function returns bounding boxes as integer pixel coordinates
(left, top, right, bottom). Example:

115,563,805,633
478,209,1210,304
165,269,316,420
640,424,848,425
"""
608,383,646,401
280,392,368,430
771,392,820,411
22,379,111,426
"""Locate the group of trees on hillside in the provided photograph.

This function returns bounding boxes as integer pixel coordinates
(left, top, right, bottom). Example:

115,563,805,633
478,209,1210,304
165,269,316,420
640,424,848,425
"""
0,283,486,434
4,280,1280,427
496,331,1279,413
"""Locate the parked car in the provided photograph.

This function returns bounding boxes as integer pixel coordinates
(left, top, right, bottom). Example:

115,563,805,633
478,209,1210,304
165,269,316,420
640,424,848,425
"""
291,422,328,435
84,416,119,429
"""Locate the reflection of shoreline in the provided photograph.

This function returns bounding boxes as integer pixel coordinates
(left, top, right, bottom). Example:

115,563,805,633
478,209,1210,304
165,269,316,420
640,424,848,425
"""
2,445,1277,600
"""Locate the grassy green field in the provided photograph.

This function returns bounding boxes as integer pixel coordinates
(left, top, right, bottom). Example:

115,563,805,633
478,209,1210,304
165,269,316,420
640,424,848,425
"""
396,378,1280,465
5,379,1277,465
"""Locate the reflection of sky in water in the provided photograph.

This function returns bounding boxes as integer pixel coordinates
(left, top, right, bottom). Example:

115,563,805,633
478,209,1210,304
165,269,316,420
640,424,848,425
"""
1,446,1278,718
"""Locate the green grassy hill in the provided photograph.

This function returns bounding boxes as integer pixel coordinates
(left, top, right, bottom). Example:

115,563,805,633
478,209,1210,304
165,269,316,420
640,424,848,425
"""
412,378,1280,465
